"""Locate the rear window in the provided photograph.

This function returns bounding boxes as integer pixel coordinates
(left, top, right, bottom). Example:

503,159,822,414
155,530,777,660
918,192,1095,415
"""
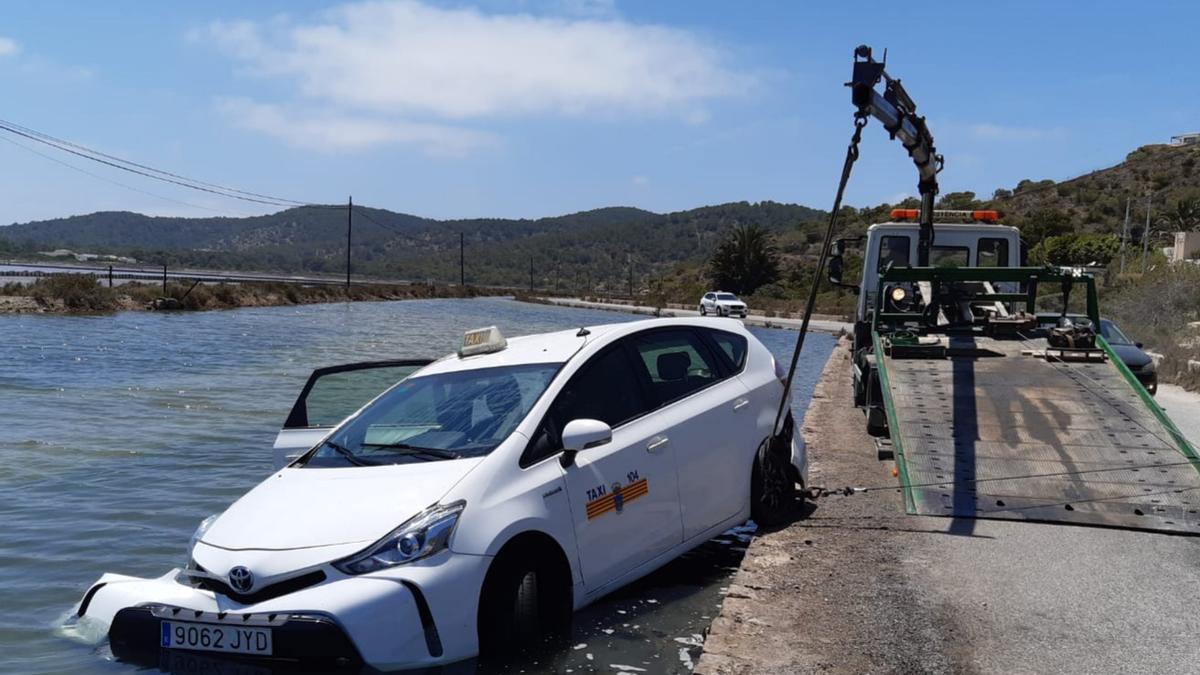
877,235,911,273
978,238,1009,267
930,246,969,268
706,329,748,372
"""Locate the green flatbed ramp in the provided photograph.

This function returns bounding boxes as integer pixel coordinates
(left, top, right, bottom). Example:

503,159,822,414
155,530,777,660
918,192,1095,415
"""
878,334,1200,533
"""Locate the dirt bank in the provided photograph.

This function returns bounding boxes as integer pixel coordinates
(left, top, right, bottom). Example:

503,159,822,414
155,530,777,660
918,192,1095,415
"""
0,275,492,314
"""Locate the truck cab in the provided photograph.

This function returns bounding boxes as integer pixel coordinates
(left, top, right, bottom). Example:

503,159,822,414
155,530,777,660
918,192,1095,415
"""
828,210,1022,430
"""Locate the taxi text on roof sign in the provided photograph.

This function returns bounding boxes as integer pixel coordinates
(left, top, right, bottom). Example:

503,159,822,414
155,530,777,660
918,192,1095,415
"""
459,326,507,357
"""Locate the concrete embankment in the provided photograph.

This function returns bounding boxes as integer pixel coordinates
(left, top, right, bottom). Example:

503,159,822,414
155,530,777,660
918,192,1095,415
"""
695,338,1200,675
531,297,852,334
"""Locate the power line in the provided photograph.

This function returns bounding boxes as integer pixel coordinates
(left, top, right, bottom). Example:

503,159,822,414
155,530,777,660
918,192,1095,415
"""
0,118,310,208
0,133,255,217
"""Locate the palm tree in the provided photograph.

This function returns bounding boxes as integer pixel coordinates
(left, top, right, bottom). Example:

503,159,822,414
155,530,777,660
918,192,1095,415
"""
1164,197,1200,232
709,223,780,295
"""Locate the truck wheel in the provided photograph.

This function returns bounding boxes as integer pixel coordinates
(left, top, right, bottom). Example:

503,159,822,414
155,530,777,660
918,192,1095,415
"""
751,439,795,526
866,406,888,437
852,372,866,407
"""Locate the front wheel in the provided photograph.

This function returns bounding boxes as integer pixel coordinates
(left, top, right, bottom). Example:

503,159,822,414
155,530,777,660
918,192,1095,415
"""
751,437,796,526
699,305,707,316
478,561,546,659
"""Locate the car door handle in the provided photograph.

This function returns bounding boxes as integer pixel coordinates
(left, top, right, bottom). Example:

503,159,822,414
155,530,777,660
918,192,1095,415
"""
646,436,670,453
733,398,750,411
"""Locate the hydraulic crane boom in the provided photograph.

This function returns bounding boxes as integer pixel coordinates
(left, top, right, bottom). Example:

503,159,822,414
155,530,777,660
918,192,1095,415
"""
848,45,943,266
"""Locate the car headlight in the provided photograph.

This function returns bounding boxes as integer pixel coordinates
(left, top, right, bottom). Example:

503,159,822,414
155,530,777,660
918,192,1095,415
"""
189,514,218,556
333,501,465,575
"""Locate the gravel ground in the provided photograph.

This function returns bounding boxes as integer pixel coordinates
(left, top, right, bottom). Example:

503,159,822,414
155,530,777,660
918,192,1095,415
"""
696,339,1200,675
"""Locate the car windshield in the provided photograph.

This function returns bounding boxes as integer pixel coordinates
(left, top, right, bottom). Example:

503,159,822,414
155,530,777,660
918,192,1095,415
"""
1100,319,1134,346
301,363,560,467
717,293,739,301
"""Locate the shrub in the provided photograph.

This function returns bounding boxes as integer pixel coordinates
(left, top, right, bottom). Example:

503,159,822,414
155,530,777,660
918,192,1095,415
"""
29,275,117,311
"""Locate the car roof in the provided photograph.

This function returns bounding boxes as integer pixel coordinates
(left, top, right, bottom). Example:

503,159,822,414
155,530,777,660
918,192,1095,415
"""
414,317,748,377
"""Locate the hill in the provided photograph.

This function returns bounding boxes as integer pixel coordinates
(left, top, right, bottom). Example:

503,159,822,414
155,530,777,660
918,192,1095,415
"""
0,202,826,291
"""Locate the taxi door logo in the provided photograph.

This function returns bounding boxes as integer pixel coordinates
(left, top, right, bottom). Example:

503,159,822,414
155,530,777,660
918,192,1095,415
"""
586,477,648,520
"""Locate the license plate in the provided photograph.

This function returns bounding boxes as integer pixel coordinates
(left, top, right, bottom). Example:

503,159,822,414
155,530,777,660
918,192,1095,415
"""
161,620,273,656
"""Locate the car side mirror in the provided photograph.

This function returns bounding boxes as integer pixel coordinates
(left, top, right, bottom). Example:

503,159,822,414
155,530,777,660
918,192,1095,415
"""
1136,342,1144,349
562,419,611,451
559,418,611,468
828,254,844,284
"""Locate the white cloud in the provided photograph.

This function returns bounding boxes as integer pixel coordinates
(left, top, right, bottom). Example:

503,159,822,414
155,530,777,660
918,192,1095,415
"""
216,98,498,156
632,175,649,186
969,123,1066,142
200,1,750,123
0,36,20,56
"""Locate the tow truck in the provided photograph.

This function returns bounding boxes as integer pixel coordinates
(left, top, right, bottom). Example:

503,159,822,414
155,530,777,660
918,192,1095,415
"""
816,46,1200,533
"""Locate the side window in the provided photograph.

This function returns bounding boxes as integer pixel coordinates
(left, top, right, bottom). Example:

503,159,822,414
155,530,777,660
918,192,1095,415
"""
523,346,650,466
631,330,722,406
877,235,911,273
285,362,427,428
705,329,748,373
978,238,1009,267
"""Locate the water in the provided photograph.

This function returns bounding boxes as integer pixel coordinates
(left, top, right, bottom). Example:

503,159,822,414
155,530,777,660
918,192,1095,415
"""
0,298,834,674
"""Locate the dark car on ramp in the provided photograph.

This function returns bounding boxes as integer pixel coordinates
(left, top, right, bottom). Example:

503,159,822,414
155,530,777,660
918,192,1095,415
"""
1099,318,1157,395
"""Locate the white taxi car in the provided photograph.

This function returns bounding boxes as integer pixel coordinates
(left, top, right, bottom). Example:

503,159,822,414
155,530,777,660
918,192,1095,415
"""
73,318,806,671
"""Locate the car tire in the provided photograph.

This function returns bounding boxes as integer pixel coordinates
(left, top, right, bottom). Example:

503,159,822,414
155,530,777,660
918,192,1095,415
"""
751,437,795,527
478,560,545,658
699,305,707,316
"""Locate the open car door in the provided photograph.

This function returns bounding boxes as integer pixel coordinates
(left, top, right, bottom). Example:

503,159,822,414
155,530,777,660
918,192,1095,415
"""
273,359,432,469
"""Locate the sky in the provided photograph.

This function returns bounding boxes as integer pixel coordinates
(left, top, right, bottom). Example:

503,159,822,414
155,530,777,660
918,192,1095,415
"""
1,0,1197,224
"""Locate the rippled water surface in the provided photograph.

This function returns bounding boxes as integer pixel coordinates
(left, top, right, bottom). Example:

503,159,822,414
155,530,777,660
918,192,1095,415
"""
0,298,834,674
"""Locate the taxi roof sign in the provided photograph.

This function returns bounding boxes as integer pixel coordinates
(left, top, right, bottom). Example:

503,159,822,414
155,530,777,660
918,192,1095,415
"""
459,326,507,357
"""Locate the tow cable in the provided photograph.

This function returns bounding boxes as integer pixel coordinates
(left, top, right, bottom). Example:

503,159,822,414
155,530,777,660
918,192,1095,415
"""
760,105,868,513
764,44,944,514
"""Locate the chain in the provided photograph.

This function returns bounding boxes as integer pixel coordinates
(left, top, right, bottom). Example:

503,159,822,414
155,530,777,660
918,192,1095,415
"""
772,110,871,437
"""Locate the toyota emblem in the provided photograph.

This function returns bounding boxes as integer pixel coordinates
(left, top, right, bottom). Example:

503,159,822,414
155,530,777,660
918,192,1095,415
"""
228,566,254,593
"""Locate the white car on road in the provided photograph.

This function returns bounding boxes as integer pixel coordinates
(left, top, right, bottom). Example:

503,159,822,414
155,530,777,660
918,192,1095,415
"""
73,318,806,671
699,291,748,318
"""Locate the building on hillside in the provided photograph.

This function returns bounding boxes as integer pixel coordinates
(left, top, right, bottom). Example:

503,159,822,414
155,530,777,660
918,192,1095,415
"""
1173,231,1200,263
1169,132,1200,147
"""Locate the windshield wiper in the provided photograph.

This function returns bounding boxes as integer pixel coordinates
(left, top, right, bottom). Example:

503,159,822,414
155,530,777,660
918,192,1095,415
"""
323,439,375,467
360,442,460,460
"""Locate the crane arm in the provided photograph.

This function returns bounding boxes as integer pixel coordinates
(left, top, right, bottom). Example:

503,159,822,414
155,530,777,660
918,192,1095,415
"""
848,45,943,266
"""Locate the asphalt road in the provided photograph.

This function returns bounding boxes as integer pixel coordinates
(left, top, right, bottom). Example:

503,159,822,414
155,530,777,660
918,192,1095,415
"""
534,297,852,334
698,340,1200,675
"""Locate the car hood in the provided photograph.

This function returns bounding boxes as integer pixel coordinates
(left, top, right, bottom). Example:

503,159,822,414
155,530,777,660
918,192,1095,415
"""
1108,343,1152,369
201,458,482,551
716,300,744,306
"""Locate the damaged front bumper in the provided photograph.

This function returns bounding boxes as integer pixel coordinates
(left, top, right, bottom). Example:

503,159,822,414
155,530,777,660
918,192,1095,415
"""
74,554,489,671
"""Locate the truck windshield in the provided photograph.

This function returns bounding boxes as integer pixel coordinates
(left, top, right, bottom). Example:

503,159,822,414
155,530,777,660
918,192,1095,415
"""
301,363,561,467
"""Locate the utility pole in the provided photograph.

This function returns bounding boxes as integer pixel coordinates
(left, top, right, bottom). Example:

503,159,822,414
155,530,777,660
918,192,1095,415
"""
162,264,167,295
1120,197,1130,274
346,196,353,289
529,256,534,293
1142,192,1152,273
627,251,633,299
459,232,465,287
